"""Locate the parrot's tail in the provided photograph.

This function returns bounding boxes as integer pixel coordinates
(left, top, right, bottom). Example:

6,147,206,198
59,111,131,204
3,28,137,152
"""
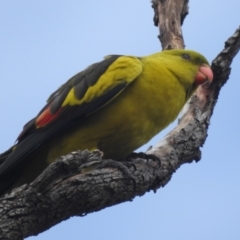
0,147,14,166
0,146,17,196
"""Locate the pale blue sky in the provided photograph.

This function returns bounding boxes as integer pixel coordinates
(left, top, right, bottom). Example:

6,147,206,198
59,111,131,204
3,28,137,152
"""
0,1,240,240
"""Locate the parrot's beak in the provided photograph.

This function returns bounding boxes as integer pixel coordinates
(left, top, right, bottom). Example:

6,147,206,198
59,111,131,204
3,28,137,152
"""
195,64,213,85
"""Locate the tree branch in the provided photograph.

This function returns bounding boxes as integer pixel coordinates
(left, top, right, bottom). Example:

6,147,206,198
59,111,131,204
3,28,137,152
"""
152,0,189,49
0,1,239,238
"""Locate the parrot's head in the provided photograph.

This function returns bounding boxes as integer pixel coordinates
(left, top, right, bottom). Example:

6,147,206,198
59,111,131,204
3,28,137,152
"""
160,49,213,91
179,50,213,86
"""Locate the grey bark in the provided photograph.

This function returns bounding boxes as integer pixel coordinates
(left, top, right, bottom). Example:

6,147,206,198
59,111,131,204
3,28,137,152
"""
152,0,189,49
0,0,240,239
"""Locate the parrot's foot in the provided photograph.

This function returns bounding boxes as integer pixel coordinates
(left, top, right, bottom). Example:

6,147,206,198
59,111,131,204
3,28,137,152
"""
96,159,136,187
125,152,161,167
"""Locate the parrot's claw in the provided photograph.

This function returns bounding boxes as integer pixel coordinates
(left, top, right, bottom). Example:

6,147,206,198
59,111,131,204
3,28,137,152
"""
96,159,136,188
125,152,161,167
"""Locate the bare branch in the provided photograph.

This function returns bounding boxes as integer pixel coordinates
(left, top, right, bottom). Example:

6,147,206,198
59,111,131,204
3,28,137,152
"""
151,0,189,49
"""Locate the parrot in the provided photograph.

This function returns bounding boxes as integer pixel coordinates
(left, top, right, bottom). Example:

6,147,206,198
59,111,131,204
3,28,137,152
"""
0,49,213,195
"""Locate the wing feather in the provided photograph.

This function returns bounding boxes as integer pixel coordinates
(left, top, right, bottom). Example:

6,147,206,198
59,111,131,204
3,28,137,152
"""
0,55,143,180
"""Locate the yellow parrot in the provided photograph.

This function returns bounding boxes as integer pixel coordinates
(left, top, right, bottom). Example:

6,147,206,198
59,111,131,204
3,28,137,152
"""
0,49,213,195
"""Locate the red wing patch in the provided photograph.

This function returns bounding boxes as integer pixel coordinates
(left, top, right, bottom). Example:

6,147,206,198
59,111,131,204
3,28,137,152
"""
36,106,62,127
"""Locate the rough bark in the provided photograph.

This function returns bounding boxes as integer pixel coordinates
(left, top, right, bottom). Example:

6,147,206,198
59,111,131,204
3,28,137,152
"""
152,0,189,49
0,1,240,239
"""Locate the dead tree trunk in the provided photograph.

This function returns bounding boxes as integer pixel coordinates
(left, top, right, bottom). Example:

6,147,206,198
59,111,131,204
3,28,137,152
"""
0,1,239,239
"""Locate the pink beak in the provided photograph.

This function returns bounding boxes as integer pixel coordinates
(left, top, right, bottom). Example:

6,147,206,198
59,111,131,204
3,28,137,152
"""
195,64,214,85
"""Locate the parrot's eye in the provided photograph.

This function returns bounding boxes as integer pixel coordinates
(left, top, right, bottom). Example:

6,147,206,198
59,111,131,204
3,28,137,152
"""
181,54,191,60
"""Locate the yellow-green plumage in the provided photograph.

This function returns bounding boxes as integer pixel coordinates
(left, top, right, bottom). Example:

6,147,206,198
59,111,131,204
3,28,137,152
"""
0,49,212,194
49,53,191,161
